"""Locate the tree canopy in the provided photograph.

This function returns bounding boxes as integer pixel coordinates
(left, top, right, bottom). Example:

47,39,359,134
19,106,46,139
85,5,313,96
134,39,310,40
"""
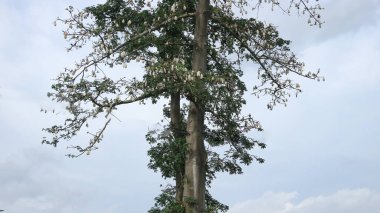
44,0,323,212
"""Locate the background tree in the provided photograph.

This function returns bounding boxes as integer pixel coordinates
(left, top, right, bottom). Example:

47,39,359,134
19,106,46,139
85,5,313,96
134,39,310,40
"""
43,0,323,212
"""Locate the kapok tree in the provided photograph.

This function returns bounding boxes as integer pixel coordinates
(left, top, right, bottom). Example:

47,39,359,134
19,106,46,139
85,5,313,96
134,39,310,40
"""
43,0,323,212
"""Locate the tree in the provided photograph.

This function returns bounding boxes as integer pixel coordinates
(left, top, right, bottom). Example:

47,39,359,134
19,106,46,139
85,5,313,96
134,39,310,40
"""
43,0,323,212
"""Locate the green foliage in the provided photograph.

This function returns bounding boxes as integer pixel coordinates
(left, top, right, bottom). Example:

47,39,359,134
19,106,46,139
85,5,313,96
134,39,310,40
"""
146,106,187,179
148,186,185,213
148,185,228,213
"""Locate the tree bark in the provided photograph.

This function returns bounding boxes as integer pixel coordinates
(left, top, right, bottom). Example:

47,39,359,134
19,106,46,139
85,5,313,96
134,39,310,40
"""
184,0,210,212
170,92,184,203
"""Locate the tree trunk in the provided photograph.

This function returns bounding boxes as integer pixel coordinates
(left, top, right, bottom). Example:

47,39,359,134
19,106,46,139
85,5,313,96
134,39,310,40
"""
184,0,210,212
184,102,206,212
170,92,184,203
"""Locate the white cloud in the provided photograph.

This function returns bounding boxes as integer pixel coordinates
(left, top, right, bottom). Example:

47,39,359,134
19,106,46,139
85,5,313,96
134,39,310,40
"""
228,192,297,213
229,188,380,213
298,15,380,97
255,0,380,52
318,0,380,39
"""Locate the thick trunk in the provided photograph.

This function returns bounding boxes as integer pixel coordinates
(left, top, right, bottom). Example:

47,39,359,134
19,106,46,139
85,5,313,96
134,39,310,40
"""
170,92,184,203
184,1,210,212
184,102,206,212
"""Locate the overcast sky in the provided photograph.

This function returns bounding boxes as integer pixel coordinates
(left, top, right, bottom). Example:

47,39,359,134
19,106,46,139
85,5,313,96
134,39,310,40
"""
1,0,380,212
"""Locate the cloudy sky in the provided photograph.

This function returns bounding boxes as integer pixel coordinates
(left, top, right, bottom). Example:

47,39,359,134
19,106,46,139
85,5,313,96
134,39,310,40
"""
1,0,380,212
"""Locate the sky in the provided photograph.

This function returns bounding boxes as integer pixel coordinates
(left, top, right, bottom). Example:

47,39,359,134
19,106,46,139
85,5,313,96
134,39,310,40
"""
0,0,380,212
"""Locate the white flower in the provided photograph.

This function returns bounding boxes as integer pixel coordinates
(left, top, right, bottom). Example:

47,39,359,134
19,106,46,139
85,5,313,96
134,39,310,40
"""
171,3,176,13
120,51,126,58
127,20,132,26
227,0,232,7
123,63,128,68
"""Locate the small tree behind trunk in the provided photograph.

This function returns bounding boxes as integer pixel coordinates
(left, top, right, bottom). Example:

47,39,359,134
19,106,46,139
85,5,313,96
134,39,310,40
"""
170,92,185,203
